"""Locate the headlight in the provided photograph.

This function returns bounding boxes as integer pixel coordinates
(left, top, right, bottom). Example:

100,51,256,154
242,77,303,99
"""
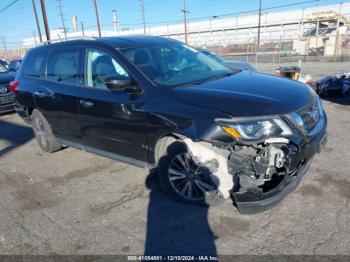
217,118,293,141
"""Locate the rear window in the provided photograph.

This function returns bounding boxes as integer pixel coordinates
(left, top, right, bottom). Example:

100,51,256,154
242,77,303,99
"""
22,50,47,78
46,49,81,85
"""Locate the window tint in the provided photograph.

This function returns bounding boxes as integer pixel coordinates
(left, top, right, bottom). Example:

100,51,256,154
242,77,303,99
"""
22,51,47,77
122,44,231,87
47,49,81,85
85,48,129,89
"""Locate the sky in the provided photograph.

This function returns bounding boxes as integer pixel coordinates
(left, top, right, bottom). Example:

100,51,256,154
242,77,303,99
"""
0,0,346,48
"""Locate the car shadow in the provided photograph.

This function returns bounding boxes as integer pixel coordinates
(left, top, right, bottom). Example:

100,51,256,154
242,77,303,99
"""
144,173,217,256
144,141,217,256
0,118,34,158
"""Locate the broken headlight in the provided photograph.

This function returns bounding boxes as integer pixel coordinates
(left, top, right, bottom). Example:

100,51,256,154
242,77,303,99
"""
217,118,293,141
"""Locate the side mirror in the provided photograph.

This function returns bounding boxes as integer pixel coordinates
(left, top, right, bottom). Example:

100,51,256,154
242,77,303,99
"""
104,76,132,91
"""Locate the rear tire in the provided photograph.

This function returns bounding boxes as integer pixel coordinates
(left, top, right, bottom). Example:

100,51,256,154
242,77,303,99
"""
157,140,222,206
31,109,62,153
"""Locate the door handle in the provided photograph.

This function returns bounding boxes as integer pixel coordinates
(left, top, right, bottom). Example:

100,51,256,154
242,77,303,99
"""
34,90,55,98
79,99,94,108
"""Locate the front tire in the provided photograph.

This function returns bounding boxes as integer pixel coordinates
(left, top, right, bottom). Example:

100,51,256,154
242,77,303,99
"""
157,140,222,206
31,109,62,153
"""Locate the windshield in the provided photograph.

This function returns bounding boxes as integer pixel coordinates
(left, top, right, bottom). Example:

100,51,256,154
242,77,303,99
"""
201,50,225,63
121,43,232,87
0,63,8,73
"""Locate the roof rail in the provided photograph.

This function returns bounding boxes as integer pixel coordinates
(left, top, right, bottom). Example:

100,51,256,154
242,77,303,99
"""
41,36,97,45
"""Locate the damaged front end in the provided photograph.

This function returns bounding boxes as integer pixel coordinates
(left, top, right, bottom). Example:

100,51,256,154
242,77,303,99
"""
228,139,312,214
188,97,328,214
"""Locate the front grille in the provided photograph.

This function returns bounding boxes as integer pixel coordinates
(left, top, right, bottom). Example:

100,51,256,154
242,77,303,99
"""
297,100,320,132
0,84,10,96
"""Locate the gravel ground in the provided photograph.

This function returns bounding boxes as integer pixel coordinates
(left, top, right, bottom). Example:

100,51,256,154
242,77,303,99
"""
0,83,350,256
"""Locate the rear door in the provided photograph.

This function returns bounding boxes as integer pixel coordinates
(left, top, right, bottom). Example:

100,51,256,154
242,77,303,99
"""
35,46,83,143
78,47,148,164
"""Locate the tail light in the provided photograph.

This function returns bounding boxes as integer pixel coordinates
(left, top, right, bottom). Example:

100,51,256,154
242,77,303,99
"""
9,80,20,93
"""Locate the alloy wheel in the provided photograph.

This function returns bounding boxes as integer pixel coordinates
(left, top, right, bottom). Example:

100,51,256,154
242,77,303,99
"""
168,152,216,201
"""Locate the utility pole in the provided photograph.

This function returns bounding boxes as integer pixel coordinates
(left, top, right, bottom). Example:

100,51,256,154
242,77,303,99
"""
1,37,8,60
257,0,262,51
57,0,67,40
140,0,146,34
112,10,118,32
81,21,85,36
181,0,190,44
32,0,43,42
33,30,38,46
93,0,102,37
40,0,51,41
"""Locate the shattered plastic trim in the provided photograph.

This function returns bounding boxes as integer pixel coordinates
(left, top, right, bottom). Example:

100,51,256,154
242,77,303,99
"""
182,138,233,199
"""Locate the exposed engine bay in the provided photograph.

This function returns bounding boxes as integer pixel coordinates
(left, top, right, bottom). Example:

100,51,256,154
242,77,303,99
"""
228,139,301,195
183,137,306,203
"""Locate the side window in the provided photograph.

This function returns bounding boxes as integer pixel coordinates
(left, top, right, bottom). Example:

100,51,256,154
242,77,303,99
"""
22,51,47,78
46,49,81,85
85,48,129,89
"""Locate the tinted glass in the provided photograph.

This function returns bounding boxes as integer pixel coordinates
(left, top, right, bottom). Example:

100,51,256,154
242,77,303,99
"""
9,60,21,71
47,49,81,85
122,44,231,88
0,63,8,73
22,51,47,77
85,48,129,89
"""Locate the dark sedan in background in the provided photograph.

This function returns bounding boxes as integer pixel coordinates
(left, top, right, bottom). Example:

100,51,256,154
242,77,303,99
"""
198,49,257,73
0,63,15,114
8,59,22,72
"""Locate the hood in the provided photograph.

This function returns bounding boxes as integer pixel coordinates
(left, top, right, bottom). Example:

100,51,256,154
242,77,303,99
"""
0,72,15,84
173,72,314,117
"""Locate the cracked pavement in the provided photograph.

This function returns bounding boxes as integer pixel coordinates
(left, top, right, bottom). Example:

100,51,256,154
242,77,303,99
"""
0,95,349,255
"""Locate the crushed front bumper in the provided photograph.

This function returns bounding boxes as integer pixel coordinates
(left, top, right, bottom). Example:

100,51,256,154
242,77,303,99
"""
232,161,311,214
232,129,327,214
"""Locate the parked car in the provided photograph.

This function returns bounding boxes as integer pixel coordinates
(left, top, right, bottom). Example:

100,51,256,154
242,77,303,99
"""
14,36,327,213
0,63,15,114
0,58,8,69
198,49,257,73
8,59,22,72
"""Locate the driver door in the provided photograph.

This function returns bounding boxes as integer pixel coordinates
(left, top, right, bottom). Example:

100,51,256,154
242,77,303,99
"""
77,47,148,164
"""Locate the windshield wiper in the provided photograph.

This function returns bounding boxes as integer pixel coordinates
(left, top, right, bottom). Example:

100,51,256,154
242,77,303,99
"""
176,80,205,88
207,72,235,82
175,72,234,88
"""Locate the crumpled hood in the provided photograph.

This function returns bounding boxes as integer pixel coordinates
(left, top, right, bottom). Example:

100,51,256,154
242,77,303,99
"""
173,72,314,117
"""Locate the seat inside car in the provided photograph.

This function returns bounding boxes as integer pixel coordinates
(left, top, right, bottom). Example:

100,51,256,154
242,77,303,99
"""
133,50,158,79
92,55,117,88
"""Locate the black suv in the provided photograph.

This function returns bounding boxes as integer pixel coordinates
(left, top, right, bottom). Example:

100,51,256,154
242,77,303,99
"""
14,36,327,213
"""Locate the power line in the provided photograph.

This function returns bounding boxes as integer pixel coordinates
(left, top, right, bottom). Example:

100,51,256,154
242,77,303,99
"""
0,0,19,14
